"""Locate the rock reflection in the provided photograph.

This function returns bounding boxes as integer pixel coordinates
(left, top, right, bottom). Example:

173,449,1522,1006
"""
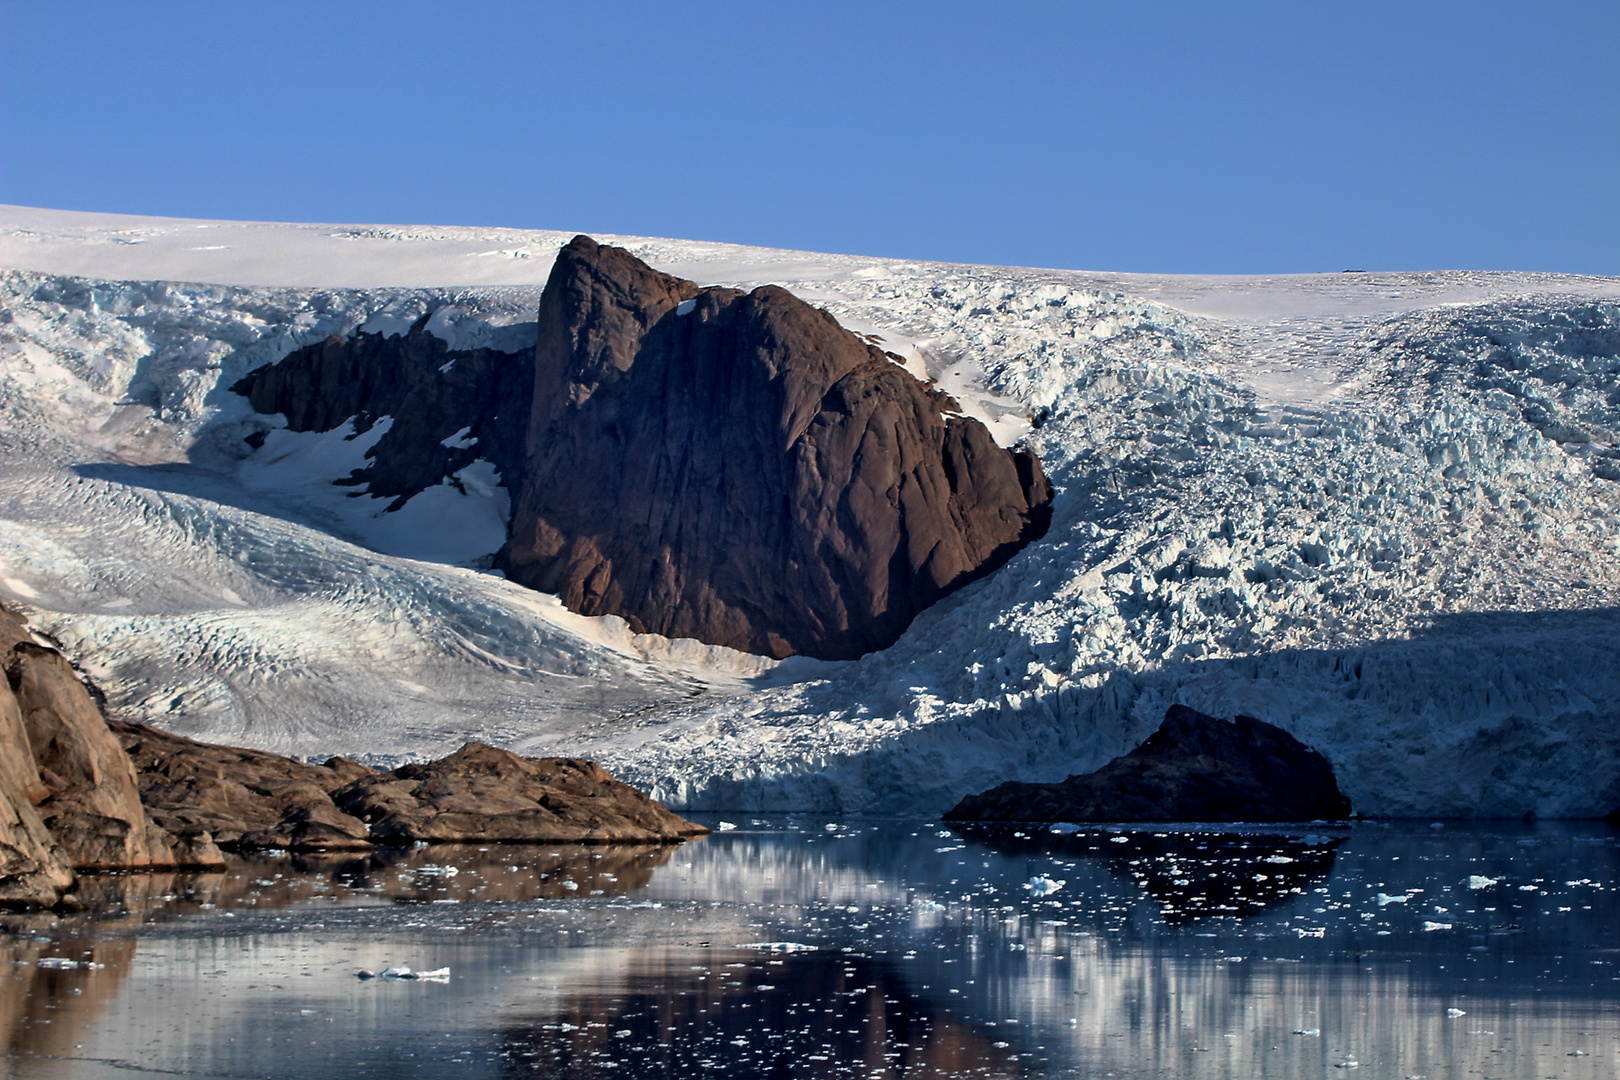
501,949,1024,1078
0,844,675,1074
34,842,680,924
0,933,136,1068
956,824,1343,921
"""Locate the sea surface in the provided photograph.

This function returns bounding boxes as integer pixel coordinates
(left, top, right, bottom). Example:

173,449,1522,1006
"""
2,819,1617,1079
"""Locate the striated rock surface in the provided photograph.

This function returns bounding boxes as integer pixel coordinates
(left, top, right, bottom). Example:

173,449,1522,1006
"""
945,704,1353,823
502,236,1052,659
333,742,709,844
115,721,375,853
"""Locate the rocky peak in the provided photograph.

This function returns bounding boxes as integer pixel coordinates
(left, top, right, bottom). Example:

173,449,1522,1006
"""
503,236,1052,660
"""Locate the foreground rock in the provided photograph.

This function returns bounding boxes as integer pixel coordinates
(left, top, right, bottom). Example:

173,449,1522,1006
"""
332,743,709,844
502,236,1052,659
0,601,705,908
120,727,709,850
0,642,74,905
945,704,1353,823
114,722,376,852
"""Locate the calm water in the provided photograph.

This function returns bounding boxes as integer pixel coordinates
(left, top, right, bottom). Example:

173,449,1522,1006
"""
3,819,1618,1079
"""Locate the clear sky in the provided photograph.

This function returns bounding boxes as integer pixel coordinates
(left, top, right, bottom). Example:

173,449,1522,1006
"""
2,1,1615,275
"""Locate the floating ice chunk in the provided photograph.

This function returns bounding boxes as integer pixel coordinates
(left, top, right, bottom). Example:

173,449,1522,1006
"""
1466,876,1499,889
1262,855,1295,864
1293,1028,1320,1036
1446,1007,1466,1017
1109,836,1130,844
1334,1059,1360,1070
36,958,78,969
1423,921,1453,931
717,821,738,831
416,967,450,982
381,966,412,979
415,865,458,877
1025,876,1066,896
1050,823,1082,834
562,880,579,891
1376,892,1411,905
737,941,815,952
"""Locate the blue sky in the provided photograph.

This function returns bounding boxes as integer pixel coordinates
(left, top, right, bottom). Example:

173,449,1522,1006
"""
2,1,1615,274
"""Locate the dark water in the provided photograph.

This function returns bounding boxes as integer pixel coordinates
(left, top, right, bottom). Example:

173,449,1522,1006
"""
3,820,1618,1078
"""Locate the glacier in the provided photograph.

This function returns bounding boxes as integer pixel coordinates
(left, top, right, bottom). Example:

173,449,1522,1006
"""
1,204,1618,818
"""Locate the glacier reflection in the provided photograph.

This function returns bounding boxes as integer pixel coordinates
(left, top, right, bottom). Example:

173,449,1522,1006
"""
0,821,1616,1078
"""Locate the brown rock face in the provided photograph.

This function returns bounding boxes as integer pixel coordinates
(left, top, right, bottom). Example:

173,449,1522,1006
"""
0,675,74,908
332,743,709,844
114,721,375,853
502,236,1052,660
944,704,1354,823
5,642,179,871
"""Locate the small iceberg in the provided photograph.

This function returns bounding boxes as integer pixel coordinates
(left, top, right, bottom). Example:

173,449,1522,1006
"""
1049,823,1082,834
1025,876,1066,896
717,821,738,831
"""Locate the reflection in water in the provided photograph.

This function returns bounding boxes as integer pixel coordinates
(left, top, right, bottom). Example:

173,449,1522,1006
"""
0,823,1616,1079
955,824,1344,921
504,948,1021,1078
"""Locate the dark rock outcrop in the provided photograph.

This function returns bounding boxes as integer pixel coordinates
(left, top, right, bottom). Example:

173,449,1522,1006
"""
501,236,1052,659
944,704,1353,823
332,742,709,844
231,315,533,511
230,238,1052,660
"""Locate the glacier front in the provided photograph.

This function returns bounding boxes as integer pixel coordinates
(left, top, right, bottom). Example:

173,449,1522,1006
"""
1,204,1618,818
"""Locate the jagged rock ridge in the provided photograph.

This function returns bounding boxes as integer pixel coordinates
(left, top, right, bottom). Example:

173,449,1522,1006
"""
501,236,1052,659
232,315,533,509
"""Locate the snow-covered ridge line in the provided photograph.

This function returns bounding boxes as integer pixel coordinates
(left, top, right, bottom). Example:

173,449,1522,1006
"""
2,206,1619,817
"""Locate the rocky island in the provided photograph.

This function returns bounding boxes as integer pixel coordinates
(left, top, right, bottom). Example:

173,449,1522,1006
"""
945,704,1354,823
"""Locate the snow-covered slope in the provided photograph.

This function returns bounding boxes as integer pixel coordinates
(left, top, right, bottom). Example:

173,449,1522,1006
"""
2,205,1618,816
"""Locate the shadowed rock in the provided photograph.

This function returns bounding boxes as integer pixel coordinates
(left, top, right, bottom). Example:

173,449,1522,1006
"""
944,704,1353,823
501,236,1052,659
230,314,533,510
332,743,709,844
